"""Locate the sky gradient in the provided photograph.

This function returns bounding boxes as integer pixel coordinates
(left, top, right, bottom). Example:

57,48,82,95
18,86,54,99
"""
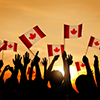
0,0,100,92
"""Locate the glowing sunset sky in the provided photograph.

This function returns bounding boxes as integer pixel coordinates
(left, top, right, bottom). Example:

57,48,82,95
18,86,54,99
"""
0,0,100,91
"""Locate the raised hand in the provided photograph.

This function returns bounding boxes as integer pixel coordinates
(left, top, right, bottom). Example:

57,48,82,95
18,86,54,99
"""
62,51,67,60
94,55,99,67
33,51,40,65
67,54,73,66
53,55,59,62
41,57,47,67
82,55,88,64
23,52,30,65
62,51,73,66
13,54,22,69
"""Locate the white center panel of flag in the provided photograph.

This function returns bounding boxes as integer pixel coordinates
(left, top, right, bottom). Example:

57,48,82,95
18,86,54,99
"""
24,28,41,45
69,25,78,38
52,45,61,56
92,38,100,49
7,42,14,50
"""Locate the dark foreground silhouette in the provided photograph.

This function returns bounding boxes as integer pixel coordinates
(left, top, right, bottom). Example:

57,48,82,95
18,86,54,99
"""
0,51,99,100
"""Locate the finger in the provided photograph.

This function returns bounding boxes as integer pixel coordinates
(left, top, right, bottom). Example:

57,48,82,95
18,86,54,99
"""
36,51,39,56
13,59,15,64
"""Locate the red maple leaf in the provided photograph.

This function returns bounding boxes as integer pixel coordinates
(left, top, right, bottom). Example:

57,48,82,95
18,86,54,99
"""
71,29,77,35
54,47,60,52
8,44,13,48
94,41,99,46
29,33,36,40
81,63,85,67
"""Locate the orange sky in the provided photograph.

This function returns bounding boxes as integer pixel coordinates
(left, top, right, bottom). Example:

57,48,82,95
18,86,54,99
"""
0,0,100,92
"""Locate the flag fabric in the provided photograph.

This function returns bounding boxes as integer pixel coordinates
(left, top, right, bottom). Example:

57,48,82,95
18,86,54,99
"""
27,67,35,75
3,40,17,52
0,40,7,52
88,36,100,50
47,44,64,56
64,24,82,38
75,61,85,71
19,26,46,49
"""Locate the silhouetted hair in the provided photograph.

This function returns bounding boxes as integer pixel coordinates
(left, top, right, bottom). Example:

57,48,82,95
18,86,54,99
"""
48,70,64,87
75,74,91,94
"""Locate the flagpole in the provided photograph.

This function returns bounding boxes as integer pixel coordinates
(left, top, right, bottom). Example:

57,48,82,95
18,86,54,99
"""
2,50,4,60
85,46,89,55
28,49,34,56
64,38,65,51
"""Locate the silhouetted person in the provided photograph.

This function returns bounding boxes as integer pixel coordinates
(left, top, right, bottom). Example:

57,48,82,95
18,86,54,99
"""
75,55,96,100
40,51,73,100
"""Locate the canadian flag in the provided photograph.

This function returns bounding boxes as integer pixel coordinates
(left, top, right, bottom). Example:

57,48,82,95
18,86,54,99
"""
75,61,85,71
27,67,35,75
19,26,46,49
3,40,17,52
88,36,100,50
0,40,7,52
64,24,82,38
47,44,64,56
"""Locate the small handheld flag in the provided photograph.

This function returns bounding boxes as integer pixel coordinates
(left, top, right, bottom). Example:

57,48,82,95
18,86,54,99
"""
3,40,17,52
75,61,85,71
19,26,46,49
64,24,82,38
47,44,64,56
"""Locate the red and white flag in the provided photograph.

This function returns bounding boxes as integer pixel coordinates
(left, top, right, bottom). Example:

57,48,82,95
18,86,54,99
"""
64,24,82,38
47,44,64,56
3,40,17,52
27,67,35,75
19,26,46,49
75,61,85,71
88,36,100,50
0,40,7,52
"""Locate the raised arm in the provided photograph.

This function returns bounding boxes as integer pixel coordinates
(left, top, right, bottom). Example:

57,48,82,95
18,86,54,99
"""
47,55,59,74
94,55,100,87
62,51,73,86
41,57,47,79
33,51,41,80
82,55,96,88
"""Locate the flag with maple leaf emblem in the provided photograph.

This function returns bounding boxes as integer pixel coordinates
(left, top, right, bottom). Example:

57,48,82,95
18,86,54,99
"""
0,40,7,52
75,61,85,71
64,24,82,38
19,26,46,49
88,36,100,50
47,44,64,56
3,40,17,52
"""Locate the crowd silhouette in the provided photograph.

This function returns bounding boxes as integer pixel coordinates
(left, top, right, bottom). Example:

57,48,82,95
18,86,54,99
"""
0,50,99,100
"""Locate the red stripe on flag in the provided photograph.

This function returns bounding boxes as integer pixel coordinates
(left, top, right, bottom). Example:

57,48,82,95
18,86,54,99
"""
78,24,82,37
0,43,7,52
3,41,7,50
47,45,53,56
75,62,81,71
13,43,17,52
19,34,32,49
33,26,46,38
88,36,95,47
64,24,69,38
61,45,64,54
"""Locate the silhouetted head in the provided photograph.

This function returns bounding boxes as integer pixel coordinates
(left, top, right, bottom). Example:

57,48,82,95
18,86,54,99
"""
48,70,64,88
75,74,91,95
0,60,3,69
